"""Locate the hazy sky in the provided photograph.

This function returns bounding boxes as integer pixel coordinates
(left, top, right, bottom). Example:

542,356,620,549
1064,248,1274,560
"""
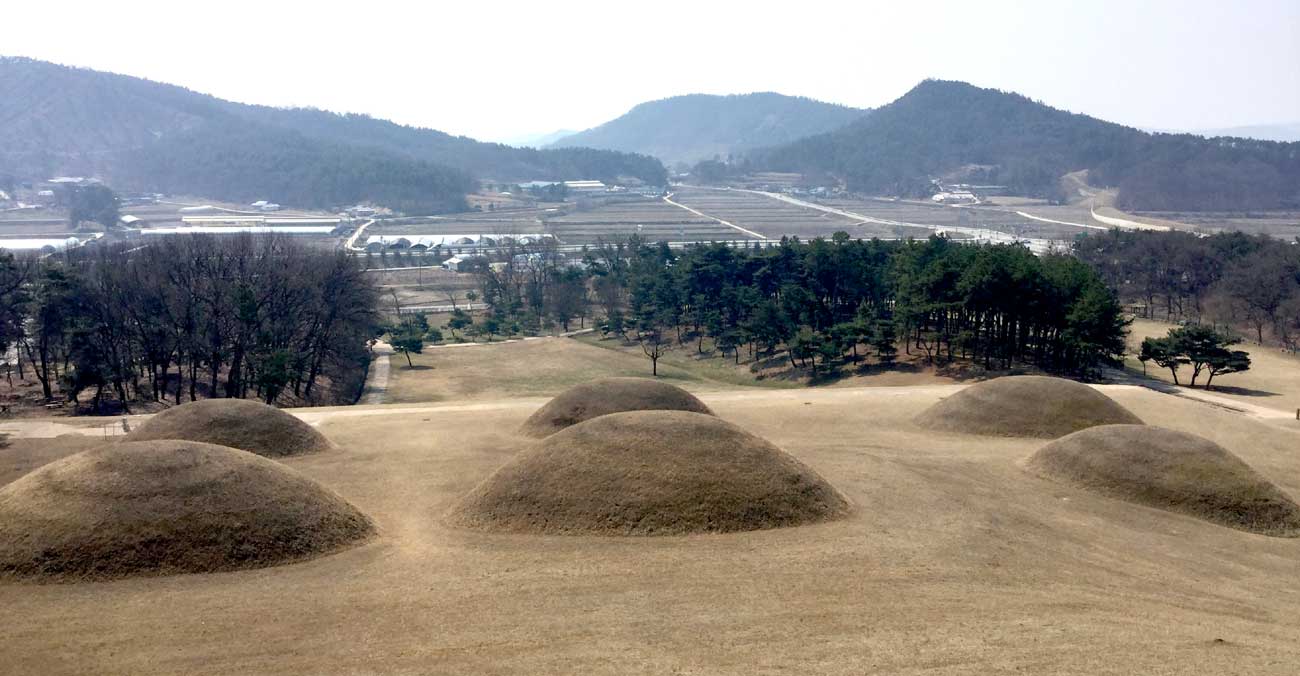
4,0,1297,142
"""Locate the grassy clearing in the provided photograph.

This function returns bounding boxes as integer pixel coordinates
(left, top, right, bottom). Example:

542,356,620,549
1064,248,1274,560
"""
383,335,782,404
571,333,799,390
1125,318,1300,414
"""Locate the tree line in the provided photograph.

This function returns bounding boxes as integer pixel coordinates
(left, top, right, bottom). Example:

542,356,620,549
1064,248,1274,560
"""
0,234,378,413
468,234,1129,378
1073,228,1300,348
123,120,477,215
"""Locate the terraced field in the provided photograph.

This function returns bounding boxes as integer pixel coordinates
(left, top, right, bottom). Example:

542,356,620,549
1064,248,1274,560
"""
670,187,879,239
820,197,1092,241
546,197,743,244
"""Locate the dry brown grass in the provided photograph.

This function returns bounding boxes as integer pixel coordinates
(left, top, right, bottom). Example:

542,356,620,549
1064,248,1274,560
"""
1026,424,1300,536
127,398,335,457
1127,318,1300,414
0,440,374,581
916,375,1141,438
4,385,1300,673
518,377,714,437
452,410,849,535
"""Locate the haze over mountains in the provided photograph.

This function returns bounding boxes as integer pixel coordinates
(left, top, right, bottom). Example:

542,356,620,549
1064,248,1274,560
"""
0,57,664,212
3,56,1297,214
550,93,867,167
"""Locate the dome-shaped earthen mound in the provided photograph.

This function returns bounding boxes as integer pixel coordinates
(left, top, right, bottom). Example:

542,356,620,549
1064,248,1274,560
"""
454,410,849,535
128,398,334,457
1027,424,1300,536
0,440,375,580
915,375,1140,438
519,377,714,438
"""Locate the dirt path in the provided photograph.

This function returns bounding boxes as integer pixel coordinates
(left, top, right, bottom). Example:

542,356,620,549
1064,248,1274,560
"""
1106,367,1294,420
359,341,393,405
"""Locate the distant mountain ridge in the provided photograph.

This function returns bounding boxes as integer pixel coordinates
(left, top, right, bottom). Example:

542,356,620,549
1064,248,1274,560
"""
502,129,578,148
751,80,1300,211
551,93,868,166
1184,123,1300,144
0,57,666,212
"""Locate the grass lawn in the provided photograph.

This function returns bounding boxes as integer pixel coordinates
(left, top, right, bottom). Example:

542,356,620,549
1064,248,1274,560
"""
1125,318,1300,415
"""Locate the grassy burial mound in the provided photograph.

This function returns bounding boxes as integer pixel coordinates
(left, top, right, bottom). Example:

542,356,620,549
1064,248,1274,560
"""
0,440,375,581
916,375,1141,438
128,398,335,457
1027,424,1300,536
519,377,714,438
453,410,849,535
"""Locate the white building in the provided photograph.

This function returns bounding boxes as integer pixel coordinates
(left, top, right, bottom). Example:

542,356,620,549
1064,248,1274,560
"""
931,191,979,205
564,180,607,194
442,255,486,272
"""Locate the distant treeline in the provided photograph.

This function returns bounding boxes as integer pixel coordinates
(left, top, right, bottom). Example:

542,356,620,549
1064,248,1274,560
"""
121,120,477,214
471,235,1128,378
230,107,671,187
751,80,1300,211
1075,229,1300,347
0,235,378,412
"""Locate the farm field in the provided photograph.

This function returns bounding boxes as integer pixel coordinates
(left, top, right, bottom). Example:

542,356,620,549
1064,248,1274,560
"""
820,197,1094,242
546,197,742,244
366,198,753,246
1131,210,1300,238
365,266,479,310
3,369,1300,674
669,186,894,240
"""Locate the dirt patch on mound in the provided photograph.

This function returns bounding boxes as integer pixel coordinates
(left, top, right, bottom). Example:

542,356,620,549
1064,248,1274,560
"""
519,377,714,437
916,375,1140,438
1026,424,1300,536
0,440,375,581
454,410,849,535
128,398,335,457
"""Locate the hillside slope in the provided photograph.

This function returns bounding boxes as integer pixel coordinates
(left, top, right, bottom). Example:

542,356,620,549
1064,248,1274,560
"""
0,57,665,211
230,105,666,185
753,80,1300,211
551,93,866,166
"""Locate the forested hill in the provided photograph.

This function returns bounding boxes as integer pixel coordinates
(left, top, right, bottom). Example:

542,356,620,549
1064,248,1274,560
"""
0,57,665,211
752,80,1300,211
550,93,868,166
229,105,667,186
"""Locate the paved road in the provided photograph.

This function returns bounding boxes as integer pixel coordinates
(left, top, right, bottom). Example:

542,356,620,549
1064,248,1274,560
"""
1015,211,1105,231
345,218,377,251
